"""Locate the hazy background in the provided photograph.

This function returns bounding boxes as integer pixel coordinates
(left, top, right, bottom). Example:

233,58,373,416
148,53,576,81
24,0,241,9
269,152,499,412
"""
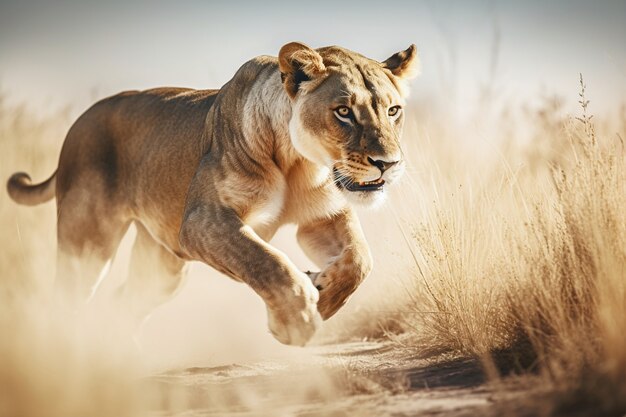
1,0,625,121
1,0,625,371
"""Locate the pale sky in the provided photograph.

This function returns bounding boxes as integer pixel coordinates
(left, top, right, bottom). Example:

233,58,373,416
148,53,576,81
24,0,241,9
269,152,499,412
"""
1,0,625,119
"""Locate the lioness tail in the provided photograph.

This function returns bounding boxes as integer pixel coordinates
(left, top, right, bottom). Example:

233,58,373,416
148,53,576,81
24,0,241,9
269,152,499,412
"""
7,171,57,206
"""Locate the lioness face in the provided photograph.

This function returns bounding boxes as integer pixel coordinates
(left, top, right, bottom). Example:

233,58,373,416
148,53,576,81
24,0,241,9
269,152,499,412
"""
290,68,407,207
281,43,418,207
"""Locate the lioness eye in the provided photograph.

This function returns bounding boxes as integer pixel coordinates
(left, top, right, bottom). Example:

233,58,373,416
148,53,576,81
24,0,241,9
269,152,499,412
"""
334,106,354,124
388,105,402,117
335,106,351,117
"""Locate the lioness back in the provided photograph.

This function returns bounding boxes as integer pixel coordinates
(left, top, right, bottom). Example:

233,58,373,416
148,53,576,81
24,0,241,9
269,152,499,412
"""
56,87,219,250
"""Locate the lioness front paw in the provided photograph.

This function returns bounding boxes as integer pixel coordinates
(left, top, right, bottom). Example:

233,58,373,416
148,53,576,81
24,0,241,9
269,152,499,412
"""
312,272,352,320
267,277,321,346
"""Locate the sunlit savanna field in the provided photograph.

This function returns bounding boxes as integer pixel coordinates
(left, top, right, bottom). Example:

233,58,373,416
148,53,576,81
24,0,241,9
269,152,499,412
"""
1,1,626,416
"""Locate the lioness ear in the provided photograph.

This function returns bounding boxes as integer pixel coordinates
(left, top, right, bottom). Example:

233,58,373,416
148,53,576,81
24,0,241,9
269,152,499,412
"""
382,44,420,79
278,42,326,98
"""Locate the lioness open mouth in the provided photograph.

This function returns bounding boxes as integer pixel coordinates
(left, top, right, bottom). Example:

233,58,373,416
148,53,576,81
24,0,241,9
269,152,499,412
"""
333,167,385,192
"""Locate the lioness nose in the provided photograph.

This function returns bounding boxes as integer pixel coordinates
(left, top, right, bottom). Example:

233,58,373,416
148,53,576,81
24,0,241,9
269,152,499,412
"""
367,156,399,174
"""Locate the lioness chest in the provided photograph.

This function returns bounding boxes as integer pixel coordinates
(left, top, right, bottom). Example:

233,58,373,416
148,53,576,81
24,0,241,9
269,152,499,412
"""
243,160,346,240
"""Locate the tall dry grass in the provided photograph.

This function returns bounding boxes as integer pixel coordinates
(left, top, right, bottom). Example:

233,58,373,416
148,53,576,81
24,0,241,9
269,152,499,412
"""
402,76,626,414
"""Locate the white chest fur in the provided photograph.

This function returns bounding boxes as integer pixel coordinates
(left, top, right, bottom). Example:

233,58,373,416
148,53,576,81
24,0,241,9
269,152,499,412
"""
283,162,346,225
243,175,287,232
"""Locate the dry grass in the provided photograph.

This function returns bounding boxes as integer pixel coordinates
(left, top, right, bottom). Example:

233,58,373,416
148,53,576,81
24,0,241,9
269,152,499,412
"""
401,77,626,414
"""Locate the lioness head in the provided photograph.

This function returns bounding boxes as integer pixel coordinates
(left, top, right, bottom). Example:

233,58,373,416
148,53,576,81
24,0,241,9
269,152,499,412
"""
279,42,418,207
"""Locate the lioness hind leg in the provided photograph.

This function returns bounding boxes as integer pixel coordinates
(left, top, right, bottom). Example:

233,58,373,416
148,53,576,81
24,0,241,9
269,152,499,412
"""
116,222,187,326
55,200,130,307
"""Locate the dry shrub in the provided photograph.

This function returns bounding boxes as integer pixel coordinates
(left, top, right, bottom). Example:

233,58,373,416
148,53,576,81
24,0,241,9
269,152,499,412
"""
405,77,626,413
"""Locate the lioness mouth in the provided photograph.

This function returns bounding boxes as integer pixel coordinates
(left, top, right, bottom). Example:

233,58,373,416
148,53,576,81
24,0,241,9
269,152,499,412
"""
333,167,385,192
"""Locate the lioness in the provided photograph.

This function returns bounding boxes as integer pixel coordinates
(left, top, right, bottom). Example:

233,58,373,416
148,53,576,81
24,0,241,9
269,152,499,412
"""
7,42,417,346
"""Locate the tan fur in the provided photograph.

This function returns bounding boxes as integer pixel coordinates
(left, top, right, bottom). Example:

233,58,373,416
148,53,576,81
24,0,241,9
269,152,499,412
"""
6,42,418,346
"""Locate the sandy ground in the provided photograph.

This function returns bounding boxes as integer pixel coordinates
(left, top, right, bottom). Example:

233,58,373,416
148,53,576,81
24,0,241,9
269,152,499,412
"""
141,339,540,417
83,226,543,417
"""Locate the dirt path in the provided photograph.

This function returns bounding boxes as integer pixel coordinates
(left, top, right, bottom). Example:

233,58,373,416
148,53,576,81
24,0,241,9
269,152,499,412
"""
142,340,535,417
